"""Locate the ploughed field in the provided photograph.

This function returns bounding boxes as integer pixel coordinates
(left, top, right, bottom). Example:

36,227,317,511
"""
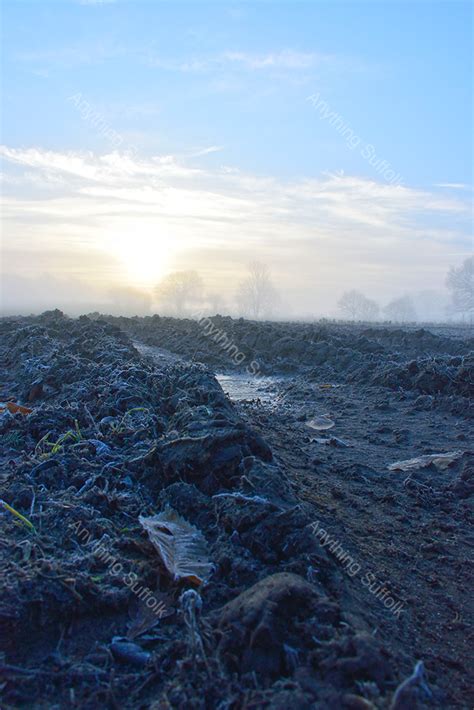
0,311,472,709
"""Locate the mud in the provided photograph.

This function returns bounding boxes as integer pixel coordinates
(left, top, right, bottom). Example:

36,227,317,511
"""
108,315,473,415
0,310,472,709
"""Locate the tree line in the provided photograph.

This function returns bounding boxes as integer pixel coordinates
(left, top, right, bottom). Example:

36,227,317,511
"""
338,257,472,322
154,262,278,319
109,256,473,323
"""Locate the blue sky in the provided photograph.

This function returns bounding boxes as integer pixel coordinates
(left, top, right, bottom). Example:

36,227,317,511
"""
1,0,472,315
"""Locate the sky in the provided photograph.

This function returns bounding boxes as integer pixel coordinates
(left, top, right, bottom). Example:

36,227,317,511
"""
1,0,473,317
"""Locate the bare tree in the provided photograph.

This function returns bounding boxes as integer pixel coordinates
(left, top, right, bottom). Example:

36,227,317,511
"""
384,295,417,322
338,290,380,321
361,298,380,321
154,271,203,316
236,262,278,319
206,292,225,315
446,257,473,321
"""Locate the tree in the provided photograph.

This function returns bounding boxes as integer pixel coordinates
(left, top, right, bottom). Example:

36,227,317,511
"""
361,298,380,321
154,271,203,316
384,295,417,322
338,290,380,321
206,292,225,315
446,257,474,321
236,262,278,319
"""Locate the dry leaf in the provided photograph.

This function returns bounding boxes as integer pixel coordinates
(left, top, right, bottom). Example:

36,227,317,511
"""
139,508,213,586
306,415,335,431
388,451,464,472
0,402,33,415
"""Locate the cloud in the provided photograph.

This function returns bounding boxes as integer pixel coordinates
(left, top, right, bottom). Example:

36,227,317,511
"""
146,49,336,74
1,145,471,309
189,146,224,158
1,146,468,226
222,50,329,70
14,41,123,66
0,146,203,182
436,183,471,190
15,41,343,78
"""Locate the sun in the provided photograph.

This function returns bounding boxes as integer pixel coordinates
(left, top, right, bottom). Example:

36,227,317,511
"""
110,224,175,288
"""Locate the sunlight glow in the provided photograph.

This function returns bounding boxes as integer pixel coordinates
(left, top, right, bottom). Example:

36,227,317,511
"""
111,225,175,288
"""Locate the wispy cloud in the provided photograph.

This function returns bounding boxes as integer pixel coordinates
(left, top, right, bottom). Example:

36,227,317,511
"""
15,41,341,76
1,145,471,305
15,42,123,66
189,146,224,158
222,50,329,70
435,183,471,190
146,49,337,73
2,145,467,226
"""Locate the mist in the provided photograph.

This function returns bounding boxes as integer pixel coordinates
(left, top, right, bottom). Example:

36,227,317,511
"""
0,262,464,324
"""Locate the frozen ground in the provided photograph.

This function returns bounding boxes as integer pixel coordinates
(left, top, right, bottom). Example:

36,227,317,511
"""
0,311,472,708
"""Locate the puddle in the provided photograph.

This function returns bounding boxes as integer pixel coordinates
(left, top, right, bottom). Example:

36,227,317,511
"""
133,341,283,404
216,373,283,403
